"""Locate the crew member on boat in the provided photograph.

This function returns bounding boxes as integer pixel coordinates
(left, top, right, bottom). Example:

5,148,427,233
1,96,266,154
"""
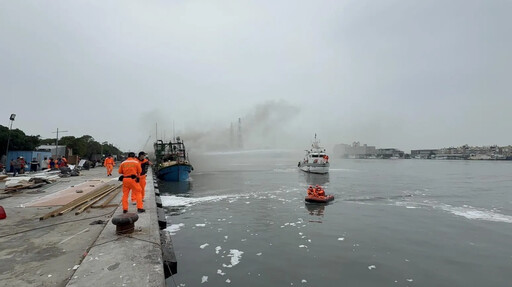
307,185,315,196
315,185,325,197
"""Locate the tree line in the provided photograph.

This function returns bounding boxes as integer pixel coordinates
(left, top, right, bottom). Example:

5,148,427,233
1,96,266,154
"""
1,125,123,160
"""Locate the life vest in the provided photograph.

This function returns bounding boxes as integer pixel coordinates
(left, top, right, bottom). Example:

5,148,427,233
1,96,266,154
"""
138,158,150,176
104,157,115,166
118,158,142,177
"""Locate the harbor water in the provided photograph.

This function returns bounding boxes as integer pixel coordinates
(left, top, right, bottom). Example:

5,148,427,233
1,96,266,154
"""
161,151,512,287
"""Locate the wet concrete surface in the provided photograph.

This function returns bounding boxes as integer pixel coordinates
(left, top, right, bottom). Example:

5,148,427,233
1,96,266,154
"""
0,166,164,287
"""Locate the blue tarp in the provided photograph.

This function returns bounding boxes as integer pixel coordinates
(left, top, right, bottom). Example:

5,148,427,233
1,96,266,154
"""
7,151,52,171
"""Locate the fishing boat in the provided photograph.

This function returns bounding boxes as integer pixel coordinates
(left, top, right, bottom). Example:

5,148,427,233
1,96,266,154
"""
298,134,330,174
154,137,193,181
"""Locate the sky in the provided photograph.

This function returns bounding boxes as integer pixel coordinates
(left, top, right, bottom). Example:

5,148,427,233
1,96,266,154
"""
1,0,511,153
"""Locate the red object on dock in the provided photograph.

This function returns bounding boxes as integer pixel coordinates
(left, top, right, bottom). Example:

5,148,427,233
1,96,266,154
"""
0,206,6,219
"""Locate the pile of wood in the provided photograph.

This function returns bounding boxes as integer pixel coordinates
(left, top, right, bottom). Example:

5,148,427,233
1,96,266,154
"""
2,177,55,193
40,183,122,220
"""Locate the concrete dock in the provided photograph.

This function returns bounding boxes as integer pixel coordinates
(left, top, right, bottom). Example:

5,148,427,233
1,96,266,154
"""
0,166,169,287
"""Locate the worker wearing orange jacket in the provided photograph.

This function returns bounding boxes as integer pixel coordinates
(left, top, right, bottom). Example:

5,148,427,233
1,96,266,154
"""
133,151,152,203
118,152,144,213
104,155,115,176
315,185,325,197
307,185,315,196
60,156,68,167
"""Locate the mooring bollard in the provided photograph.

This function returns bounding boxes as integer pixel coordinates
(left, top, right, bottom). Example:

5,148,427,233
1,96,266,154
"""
111,213,139,234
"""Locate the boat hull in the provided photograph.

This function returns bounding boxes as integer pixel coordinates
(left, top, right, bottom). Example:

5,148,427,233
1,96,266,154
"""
305,195,334,203
157,164,192,182
299,163,329,174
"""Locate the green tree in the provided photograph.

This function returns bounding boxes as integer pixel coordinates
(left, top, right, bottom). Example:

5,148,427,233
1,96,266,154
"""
39,134,123,160
102,142,122,157
39,138,55,145
0,125,41,157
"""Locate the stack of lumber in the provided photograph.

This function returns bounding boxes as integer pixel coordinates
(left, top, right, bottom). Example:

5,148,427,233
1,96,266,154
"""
3,173,58,193
26,180,107,207
3,179,45,193
40,183,121,220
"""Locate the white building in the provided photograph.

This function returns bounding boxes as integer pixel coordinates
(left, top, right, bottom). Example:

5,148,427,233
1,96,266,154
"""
36,145,71,158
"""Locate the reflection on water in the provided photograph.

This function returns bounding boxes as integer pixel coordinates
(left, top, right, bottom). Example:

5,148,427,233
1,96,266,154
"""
164,158,512,287
305,202,326,218
158,180,192,195
301,171,330,186
158,180,192,216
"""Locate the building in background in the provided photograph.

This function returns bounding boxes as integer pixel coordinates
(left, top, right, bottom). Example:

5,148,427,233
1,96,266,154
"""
376,148,404,159
333,142,405,159
410,149,439,159
333,142,376,158
36,145,71,158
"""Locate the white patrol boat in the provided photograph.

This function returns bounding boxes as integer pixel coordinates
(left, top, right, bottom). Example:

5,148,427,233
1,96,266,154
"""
298,134,330,174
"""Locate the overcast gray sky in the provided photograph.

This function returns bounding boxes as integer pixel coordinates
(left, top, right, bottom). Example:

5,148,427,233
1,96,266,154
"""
1,0,511,153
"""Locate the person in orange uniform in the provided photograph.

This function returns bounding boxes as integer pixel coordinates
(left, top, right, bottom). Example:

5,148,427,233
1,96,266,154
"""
118,152,144,213
307,185,315,197
317,187,326,197
104,154,115,176
133,151,152,203
60,156,68,167
315,185,325,197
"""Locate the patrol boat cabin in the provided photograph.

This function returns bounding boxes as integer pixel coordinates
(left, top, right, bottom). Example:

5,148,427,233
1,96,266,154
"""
298,134,330,174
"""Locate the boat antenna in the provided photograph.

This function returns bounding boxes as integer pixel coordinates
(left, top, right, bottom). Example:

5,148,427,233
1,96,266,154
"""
173,120,175,141
143,135,151,150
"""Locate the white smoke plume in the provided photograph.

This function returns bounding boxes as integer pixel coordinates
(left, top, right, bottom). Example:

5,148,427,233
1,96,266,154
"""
140,100,300,153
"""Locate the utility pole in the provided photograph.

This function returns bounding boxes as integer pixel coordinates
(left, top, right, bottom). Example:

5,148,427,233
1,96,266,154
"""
238,118,243,149
230,122,234,149
4,114,16,165
52,128,68,157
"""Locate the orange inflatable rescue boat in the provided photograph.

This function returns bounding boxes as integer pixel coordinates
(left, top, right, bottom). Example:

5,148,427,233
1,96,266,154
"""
305,185,334,203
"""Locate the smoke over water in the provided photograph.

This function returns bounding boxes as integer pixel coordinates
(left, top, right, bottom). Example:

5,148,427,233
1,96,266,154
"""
237,100,300,150
139,100,301,153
